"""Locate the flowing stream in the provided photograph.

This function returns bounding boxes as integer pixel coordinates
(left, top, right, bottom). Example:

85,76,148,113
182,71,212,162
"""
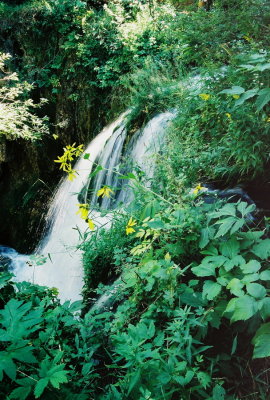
0,111,175,302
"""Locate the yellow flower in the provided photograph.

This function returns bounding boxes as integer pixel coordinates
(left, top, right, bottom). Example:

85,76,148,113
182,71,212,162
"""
126,217,137,235
193,183,207,195
97,186,114,198
199,93,211,101
266,116,270,123
87,218,95,231
198,0,204,7
225,113,232,119
233,95,240,99
68,169,77,181
243,35,251,42
76,204,89,220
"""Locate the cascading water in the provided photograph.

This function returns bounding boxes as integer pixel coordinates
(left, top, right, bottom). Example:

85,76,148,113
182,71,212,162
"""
0,111,175,302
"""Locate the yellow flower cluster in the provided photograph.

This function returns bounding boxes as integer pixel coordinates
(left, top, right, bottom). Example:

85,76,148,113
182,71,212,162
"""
192,183,207,195
97,186,114,198
76,204,95,231
199,93,211,101
126,217,137,235
54,143,84,181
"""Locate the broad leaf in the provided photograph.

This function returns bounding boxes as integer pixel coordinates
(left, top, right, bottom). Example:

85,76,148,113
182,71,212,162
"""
202,280,222,300
246,283,266,299
227,278,244,297
255,88,270,111
252,323,270,358
234,88,259,107
226,295,258,322
240,260,261,274
252,239,270,259
220,86,245,95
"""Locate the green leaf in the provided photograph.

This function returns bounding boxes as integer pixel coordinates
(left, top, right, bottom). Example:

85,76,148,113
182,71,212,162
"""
197,371,211,389
234,88,259,106
224,255,245,272
220,86,245,95
226,295,258,322
252,239,270,259
191,262,216,277
231,336,238,355
147,219,165,230
215,217,236,238
227,278,244,297
34,378,49,398
258,297,270,320
212,384,226,400
88,165,103,179
0,272,13,289
9,386,31,400
260,270,270,281
83,153,90,160
252,323,270,358
246,283,266,299
202,280,222,300
220,238,240,258
240,260,261,274
49,370,69,389
0,355,16,380
242,273,259,284
127,370,141,395
255,88,270,111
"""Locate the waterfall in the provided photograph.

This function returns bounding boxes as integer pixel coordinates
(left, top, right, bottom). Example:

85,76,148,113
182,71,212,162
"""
0,111,175,302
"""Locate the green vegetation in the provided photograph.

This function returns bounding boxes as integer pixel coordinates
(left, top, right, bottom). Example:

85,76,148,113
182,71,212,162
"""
0,53,48,140
1,0,270,399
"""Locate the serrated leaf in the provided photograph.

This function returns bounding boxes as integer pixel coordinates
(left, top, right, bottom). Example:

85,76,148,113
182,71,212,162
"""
34,378,49,398
229,295,258,322
224,255,245,272
212,384,226,400
191,263,216,277
202,280,221,300
240,260,261,274
215,217,236,238
246,283,266,299
220,238,240,258
252,323,270,358
252,239,270,259
49,370,68,389
255,88,270,111
9,386,31,400
227,278,244,297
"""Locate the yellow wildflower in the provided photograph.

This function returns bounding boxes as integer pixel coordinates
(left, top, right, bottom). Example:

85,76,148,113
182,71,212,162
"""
193,183,207,195
243,35,251,42
87,219,95,231
233,95,240,99
266,116,270,123
199,93,211,101
97,186,114,198
225,113,232,119
68,169,77,181
54,143,84,175
76,204,89,220
126,217,137,235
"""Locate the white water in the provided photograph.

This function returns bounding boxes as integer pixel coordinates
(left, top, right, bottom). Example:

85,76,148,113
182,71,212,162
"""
1,111,175,303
